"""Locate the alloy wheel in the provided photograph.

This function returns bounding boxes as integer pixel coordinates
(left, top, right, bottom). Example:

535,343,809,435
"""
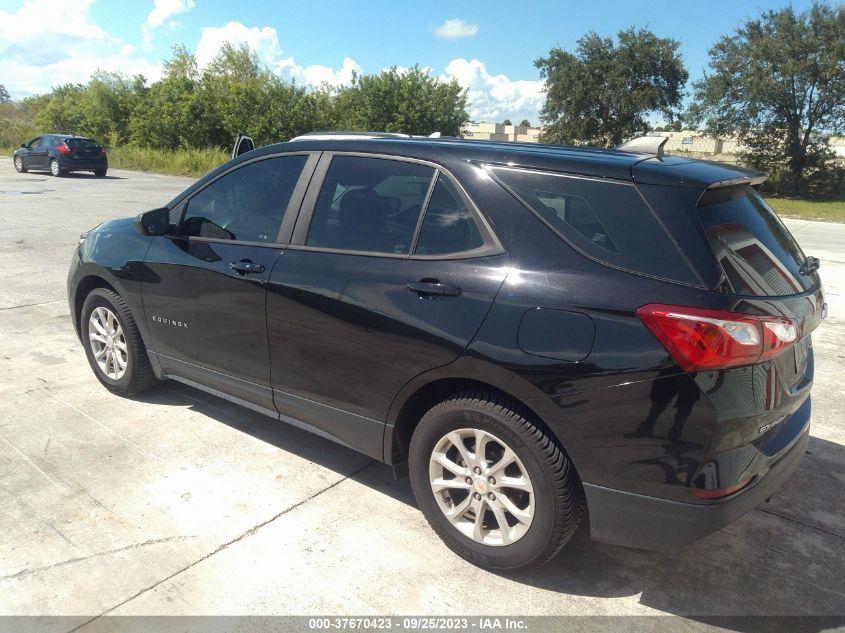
88,306,128,380
14,156,23,172
50,160,60,176
428,428,535,546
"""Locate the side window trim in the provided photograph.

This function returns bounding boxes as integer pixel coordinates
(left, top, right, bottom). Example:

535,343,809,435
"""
175,151,320,247
407,170,439,255
289,152,505,260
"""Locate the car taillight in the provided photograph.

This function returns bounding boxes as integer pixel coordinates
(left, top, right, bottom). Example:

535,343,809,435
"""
637,304,798,372
56,144,71,155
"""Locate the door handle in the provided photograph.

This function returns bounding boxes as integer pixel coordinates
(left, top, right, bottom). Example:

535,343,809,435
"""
407,281,461,297
229,260,265,274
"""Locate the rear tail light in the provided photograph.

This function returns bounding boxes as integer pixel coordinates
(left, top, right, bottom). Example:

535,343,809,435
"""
55,143,71,155
637,304,798,371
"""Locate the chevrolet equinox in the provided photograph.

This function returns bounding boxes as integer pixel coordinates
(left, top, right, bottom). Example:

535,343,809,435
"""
68,133,824,571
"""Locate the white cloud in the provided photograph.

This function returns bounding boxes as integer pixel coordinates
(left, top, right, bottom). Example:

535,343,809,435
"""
297,57,362,88
195,21,284,68
0,0,115,64
442,58,545,125
147,0,195,28
142,0,195,47
434,19,479,40
194,21,361,89
0,0,161,98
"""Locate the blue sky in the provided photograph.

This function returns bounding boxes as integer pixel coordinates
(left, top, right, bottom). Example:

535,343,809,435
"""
0,0,829,125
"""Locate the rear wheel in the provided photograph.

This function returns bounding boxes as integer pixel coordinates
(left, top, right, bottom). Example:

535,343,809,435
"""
409,390,584,571
49,158,63,177
94,168,107,177
81,288,158,396
14,156,26,173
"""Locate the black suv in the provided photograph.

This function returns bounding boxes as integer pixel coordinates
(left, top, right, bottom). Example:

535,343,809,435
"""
68,134,824,571
14,134,108,177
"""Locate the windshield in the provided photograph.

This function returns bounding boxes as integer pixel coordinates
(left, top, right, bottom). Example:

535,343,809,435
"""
697,186,814,296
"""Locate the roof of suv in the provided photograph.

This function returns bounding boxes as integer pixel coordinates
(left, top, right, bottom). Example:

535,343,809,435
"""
262,135,765,190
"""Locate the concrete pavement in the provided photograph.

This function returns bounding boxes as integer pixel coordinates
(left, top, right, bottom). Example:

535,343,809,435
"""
0,157,843,628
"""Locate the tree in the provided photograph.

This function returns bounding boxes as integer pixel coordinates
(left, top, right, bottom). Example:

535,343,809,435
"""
0,85,10,103
519,119,531,128
502,118,512,125
689,4,845,195
535,28,688,146
335,66,469,136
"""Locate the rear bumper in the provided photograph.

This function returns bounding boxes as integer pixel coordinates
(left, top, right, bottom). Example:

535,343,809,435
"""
584,424,809,549
61,159,107,171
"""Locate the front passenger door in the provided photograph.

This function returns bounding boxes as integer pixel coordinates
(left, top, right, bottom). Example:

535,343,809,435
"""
142,153,316,412
20,137,41,170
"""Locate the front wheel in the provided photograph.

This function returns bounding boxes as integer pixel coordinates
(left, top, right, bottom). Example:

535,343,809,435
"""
14,156,27,173
81,288,158,396
409,390,584,572
49,158,63,177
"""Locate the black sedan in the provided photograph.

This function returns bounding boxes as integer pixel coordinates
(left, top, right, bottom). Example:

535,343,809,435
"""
14,134,107,177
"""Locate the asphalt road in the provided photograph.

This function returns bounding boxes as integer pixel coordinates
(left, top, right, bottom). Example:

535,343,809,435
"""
1,157,843,629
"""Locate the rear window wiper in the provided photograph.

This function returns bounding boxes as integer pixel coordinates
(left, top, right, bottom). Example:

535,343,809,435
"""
799,255,820,275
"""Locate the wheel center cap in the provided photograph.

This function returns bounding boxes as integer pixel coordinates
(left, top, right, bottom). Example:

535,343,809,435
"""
473,478,488,494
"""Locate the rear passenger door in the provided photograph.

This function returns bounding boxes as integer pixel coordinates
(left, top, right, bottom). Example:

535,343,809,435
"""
266,153,508,458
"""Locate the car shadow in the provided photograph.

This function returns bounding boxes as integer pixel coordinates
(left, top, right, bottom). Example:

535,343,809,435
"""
62,172,126,180
16,171,126,180
135,381,845,629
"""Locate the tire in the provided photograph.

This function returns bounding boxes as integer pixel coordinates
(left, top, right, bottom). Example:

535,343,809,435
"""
14,156,27,173
81,288,158,396
49,158,63,177
409,389,584,572
94,168,107,177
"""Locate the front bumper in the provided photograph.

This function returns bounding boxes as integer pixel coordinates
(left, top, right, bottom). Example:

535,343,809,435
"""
584,424,809,549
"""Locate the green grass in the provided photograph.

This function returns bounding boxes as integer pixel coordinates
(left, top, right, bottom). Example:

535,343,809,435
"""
765,198,845,223
106,146,230,178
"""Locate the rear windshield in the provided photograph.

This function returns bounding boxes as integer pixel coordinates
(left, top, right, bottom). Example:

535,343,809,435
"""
491,166,700,285
696,186,813,296
64,138,99,149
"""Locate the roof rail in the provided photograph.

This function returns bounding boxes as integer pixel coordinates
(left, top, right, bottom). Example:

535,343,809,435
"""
614,135,668,157
290,131,411,142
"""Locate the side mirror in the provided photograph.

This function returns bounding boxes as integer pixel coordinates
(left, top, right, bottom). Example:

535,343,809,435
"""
137,207,171,236
20,143,26,148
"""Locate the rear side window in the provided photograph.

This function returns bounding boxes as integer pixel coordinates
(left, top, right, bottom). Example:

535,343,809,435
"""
492,167,699,285
697,186,812,296
306,156,434,254
183,155,307,243
415,176,484,255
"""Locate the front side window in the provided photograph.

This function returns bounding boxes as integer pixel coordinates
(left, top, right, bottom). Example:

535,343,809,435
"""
306,156,434,254
414,175,484,255
183,155,307,243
